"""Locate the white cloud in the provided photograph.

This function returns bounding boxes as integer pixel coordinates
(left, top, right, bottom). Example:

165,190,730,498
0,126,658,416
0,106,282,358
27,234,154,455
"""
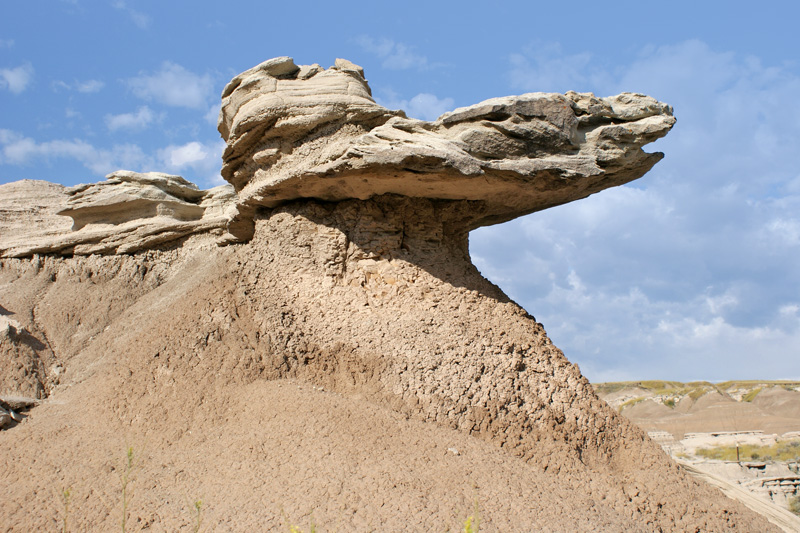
52,79,105,93
469,40,800,381
204,102,221,125
105,106,155,131
0,129,224,187
0,63,34,94
0,39,13,49
76,79,105,93
112,1,150,29
158,140,225,186
0,129,151,175
355,36,429,70
127,62,214,110
376,91,455,121
509,42,601,92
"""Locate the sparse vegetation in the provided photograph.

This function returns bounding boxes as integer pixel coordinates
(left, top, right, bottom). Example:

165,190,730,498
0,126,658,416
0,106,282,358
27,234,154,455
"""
696,439,800,462
61,487,72,533
120,446,136,533
664,399,675,408
741,387,762,402
191,499,203,533
463,498,480,533
619,397,646,411
790,495,800,516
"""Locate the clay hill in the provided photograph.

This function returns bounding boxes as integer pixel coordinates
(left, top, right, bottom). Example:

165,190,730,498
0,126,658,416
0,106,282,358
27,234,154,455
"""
595,380,800,441
0,58,778,531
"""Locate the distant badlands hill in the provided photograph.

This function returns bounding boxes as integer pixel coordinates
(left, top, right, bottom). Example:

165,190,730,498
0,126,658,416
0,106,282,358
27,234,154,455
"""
594,380,800,439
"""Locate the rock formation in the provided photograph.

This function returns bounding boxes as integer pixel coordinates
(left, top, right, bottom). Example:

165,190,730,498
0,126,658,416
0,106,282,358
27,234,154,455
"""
0,171,236,257
218,56,674,238
0,58,780,531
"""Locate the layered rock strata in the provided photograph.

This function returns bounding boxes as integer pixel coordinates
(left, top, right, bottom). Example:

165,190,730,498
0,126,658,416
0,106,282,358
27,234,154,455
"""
219,56,674,238
0,171,236,257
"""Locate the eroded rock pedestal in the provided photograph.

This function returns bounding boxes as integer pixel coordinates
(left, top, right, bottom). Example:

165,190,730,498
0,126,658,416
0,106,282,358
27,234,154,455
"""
0,58,779,531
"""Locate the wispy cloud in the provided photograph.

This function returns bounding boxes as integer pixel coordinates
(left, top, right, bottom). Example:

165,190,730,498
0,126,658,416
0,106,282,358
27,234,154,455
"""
52,78,105,93
112,0,150,30
355,36,430,70
158,140,225,185
0,63,34,94
508,42,607,93
76,79,105,93
0,39,14,49
126,62,214,110
0,128,151,175
376,90,454,121
0,129,224,186
105,106,156,131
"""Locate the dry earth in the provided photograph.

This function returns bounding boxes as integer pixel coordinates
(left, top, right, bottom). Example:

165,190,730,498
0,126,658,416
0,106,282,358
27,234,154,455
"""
0,215,777,532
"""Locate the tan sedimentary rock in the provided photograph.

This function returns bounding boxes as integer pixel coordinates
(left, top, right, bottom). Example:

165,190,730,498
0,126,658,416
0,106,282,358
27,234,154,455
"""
0,58,779,530
219,57,674,238
0,171,236,257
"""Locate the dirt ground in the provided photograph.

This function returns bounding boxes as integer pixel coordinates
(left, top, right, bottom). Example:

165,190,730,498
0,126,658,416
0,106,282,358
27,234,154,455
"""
0,204,779,532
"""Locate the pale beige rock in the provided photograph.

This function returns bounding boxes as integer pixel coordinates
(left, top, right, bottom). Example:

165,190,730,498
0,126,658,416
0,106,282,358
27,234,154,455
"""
219,57,675,239
0,171,237,257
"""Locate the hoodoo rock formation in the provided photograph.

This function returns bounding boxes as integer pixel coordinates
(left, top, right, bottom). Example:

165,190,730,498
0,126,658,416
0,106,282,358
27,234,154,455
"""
218,56,675,239
0,58,779,531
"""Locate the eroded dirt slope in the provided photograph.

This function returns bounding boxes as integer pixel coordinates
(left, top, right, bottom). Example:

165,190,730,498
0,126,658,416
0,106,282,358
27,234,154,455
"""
0,201,778,531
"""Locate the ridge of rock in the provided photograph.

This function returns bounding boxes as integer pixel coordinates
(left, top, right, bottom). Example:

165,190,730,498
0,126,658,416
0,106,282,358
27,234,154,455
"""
219,57,675,239
0,171,236,257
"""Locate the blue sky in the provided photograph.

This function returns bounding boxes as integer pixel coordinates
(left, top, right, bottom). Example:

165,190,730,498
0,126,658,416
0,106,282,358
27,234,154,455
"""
2,1,799,381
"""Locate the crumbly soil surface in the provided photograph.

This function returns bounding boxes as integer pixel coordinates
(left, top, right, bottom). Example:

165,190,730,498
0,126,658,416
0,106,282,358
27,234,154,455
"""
0,197,778,531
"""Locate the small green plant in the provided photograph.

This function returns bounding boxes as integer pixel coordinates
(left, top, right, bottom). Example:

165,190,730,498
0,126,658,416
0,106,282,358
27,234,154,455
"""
283,510,316,533
287,520,316,533
192,499,203,533
789,495,800,516
742,387,762,402
121,446,135,533
463,498,480,533
61,487,72,533
664,399,675,408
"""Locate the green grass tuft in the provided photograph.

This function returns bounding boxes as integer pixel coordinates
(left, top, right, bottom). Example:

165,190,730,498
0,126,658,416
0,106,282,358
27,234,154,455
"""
696,439,800,462
790,495,800,516
741,387,762,402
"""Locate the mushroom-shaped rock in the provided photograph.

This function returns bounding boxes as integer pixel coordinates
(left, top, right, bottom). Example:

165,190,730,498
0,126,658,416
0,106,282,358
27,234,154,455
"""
219,57,675,237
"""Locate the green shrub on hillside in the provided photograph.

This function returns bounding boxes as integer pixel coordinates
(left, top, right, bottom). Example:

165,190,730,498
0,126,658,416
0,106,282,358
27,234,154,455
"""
696,440,800,462
789,496,800,516
742,387,762,402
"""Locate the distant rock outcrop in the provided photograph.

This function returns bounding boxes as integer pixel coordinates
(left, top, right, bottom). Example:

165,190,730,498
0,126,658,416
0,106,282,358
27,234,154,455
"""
0,171,236,257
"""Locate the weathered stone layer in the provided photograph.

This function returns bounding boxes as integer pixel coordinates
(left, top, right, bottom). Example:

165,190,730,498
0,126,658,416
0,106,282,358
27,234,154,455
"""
219,57,675,237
